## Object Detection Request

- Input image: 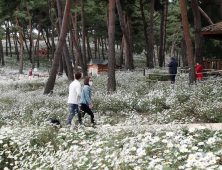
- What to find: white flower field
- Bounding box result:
[0,45,222,169]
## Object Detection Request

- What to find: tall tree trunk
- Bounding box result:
[86,30,92,61]
[25,2,35,68]
[158,2,164,67]
[119,36,124,67]
[44,0,72,94]
[6,22,12,58]
[81,3,87,66]
[139,0,149,67]
[22,24,31,61]
[0,38,4,65]
[101,37,105,60]
[75,0,79,72]
[94,25,97,59]
[116,0,133,70]
[147,0,155,68]
[98,38,100,59]
[191,0,203,66]
[13,29,19,60]
[37,11,41,68]
[68,23,87,77]
[5,23,8,56]
[179,0,196,84]
[69,29,75,64]
[198,6,213,25]
[106,5,109,32]
[108,0,116,92]
[105,37,108,51]
[220,0,222,21]
[162,0,168,67]
[57,0,73,81]
[15,7,24,74]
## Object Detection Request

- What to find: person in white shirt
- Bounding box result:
[66,72,82,126]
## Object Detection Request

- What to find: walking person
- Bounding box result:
[79,77,96,127]
[66,72,82,127]
[196,61,203,80]
[168,57,178,84]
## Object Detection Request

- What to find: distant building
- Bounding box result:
[88,59,120,75]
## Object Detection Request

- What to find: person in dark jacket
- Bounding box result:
[168,57,178,84]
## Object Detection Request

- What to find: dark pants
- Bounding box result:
[66,104,81,126]
[170,74,176,84]
[80,104,95,124]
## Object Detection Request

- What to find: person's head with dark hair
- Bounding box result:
[84,77,93,86]
[75,72,82,80]
[171,57,175,61]
[196,61,201,65]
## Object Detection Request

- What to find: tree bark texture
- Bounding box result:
[108,0,116,92]
[191,0,203,66]
[147,0,155,68]
[221,0,222,21]
[198,6,213,25]
[116,0,133,70]
[181,33,188,67]
[86,30,92,60]
[139,0,150,68]
[15,7,24,74]
[69,22,87,77]
[57,0,73,81]
[81,3,87,66]
[179,0,196,84]
[44,0,72,94]
[22,24,31,61]
[0,38,4,65]
[13,29,19,61]
[26,2,35,68]
[37,12,41,68]
[75,0,79,72]
[6,22,12,58]
[158,3,164,68]
[162,0,168,67]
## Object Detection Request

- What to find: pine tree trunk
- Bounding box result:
[37,12,41,68]
[179,0,196,84]
[221,0,222,21]
[81,3,87,66]
[101,37,105,60]
[25,2,35,68]
[44,0,72,94]
[158,2,164,67]
[116,0,133,70]
[119,36,124,67]
[13,29,19,61]
[198,6,213,25]
[6,22,12,58]
[147,0,155,68]
[75,0,79,72]
[162,0,168,67]
[22,24,31,61]
[15,7,24,74]
[191,0,203,66]
[94,25,97,59]
[108,0,116,92]
[105,37,108,51]
[98,38,100,59]
[86,30,92,61]
[57,0,73,81]
[139,0,149,67]
[5,23,8,56]
[0,37,4,65]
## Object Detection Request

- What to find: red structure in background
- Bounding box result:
[38,49,47,56]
